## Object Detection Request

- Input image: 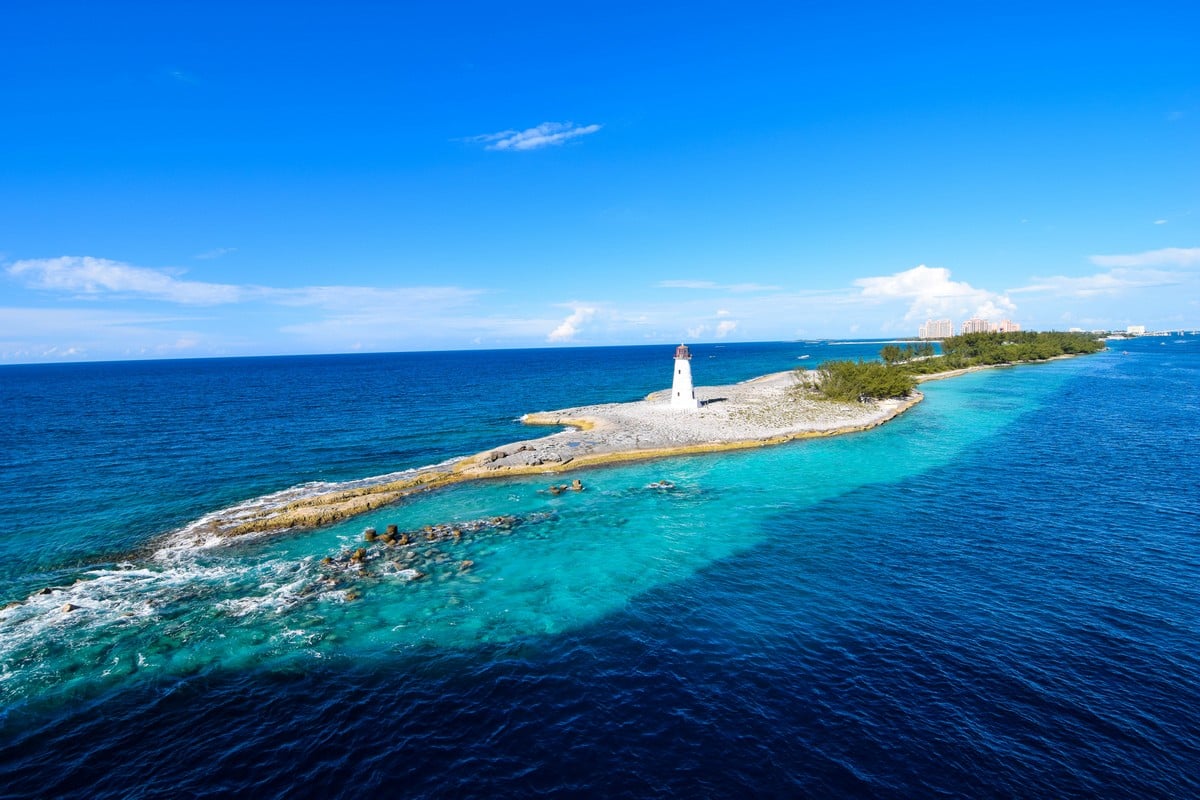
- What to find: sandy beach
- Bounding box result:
[198,370,921,538]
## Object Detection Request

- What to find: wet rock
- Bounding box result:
[460,560,474,571]
[320,556,333,566]
[36,587,54,596]
[344,590,361,602]
[386,524,399,536]
[350,548,367,563]
[364,528,377,542]
[61,603,79,613]
[570,479,583,491]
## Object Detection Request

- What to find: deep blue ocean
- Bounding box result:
[1,337,1198,798]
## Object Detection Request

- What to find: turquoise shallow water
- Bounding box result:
[2,338,1198,797]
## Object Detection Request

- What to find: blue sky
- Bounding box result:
[2,1,1198,362]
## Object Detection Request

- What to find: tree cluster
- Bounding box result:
[900,330,1105,374]
[880,342,936,365]
[809,359,916,402]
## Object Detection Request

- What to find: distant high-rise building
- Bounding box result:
[1126,325,1146,335]
[961,317,990,334]
[919,319,953,339]
[991,319,1021,333]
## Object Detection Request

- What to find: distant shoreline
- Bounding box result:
[177,354,1086,542]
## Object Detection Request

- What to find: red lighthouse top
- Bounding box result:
[674,344,692,360]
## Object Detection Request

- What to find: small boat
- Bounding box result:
[797,354,810,360]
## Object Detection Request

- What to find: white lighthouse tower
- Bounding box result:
[670,344,700,409]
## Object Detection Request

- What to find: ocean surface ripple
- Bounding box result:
[2,339,1198,798]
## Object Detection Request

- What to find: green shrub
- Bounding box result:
[812,360,916,401]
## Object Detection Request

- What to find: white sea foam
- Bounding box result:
[151,458,465,558]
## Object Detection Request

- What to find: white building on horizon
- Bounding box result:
[961,317,990,334]
[991,319,1021,333]
[670,344,700,409]
[919,319,953,339]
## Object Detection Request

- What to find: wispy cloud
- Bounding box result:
[656,280,781,292]
[9,256,243,305]
[548,305,598,342]
[1011,268,1183,297]
[1089,247,1200,269]
[6,257,485,313]
[853,264,1014,321]
[466,122,602,152]
[194,247,237,260]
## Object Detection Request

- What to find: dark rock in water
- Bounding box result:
[571,479,583,491]
[61,603,79,613]
[386,524,399,536]
[460,560,474,571]
[320,556,333,566]
[344,590,361,602]
[350,548,367,563]
[36,587,54,596]
[364,529,377,542]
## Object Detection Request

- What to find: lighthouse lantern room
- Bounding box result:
[670,344,701,409]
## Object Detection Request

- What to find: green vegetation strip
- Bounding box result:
[805,331,1106,402]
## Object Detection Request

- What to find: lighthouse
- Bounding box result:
[670,344,700,409]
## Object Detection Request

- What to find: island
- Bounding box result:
[179,332,1103,542]
[183,370,918,540]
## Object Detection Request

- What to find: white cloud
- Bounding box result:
[0,306,214,362]
[1010,248,1200,300]
[656,280,780,292]
[7,256,485,313]
[548,306,597,342]
[715,320,738,338]
[1154,220,1168,225]
[716,309,730,317]
[271,285,482,310]
[1010,268,1182,297]
[468,122,601,152]
[195,247,237,260]
[853,264,1015,321]
[1089,247,1200,268]
[9,256,243,305]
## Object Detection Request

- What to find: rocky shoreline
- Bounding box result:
[180,370,921,541]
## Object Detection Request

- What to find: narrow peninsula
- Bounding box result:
[177,333,1103,543]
